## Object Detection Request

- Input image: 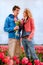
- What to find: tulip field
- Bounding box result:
[0,45,43,65]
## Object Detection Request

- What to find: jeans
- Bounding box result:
[22,38,38,60]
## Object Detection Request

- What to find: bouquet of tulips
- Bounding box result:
[14,18,21,37]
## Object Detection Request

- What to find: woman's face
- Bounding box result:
[23,12,27,18]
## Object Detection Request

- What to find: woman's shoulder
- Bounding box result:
[28,17,33,20]
[28,17,34,23]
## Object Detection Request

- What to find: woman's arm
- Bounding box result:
[29,18,35,38]
[28,18,35,40]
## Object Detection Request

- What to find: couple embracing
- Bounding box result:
[4,5,40,65]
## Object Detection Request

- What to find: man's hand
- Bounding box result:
[14,26,19,30]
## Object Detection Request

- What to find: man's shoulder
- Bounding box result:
[6,14,14,21]
[7,14,14,18]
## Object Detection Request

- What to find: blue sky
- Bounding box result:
[0,0,43,44]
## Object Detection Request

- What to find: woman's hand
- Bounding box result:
[14,26,19,30]
[27,37,32,41]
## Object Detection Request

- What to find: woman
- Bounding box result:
[20,9,41,65]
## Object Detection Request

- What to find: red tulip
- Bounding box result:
[8,59,14,65]
[28,62,32,65]
[0,52,5,60]
[40,62,43,65]
[16,59,20,64]
[2,56,10,64]
[22,57,29,64]
[34,60,40,65]
[13,56,18,61]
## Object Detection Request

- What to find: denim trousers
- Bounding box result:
[22,38,38,60]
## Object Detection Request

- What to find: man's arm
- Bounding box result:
[4,17,15,32]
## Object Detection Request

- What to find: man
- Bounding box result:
[4,5,20,59]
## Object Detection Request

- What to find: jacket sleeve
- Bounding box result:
[4,17,14,32]
[29,18,35,39]
[19,24,23,32]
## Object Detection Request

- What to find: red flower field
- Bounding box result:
[0,45,43,65]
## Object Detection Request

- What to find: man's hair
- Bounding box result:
[12,5,20,11]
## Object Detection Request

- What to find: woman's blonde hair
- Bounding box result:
[24,8,32,18]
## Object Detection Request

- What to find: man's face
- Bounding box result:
[13,8,20,17]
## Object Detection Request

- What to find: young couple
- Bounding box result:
[4,5,41,65]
